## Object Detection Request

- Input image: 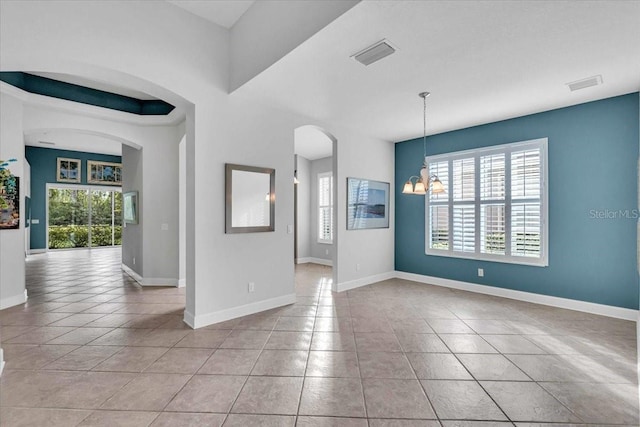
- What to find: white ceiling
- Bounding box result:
[235,0,640,143]
[17,1,640,157]
[166,0,255,29]
[25,130,122,156]
[295,126,333,160]
[30,72,158,100]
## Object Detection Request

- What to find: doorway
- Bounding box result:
[47,184,122,250]
[293,125,337,291]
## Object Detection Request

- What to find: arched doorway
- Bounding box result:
[294,125,338,292]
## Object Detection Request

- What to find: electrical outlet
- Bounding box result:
[325,249,329,255]
[248,282,255,293]
[287,225,293,234]
[478,268,484,277]
[161,223,169,231]
[133,257,136,265]
[356,263,361,271]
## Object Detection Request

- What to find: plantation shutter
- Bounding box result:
[318,172,333,243]
[511,148,542,257]
[425,138,547,266]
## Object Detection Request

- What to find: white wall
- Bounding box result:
[122,144,143,277]
[179,135,186,287]
[138,126,181,284]
[19,104,182,284]
[229,0,359,91]
[310,156,333,262]
[0,92,26,310]
[334,130,395,291]
[0,0,396,328]
[295,155,311,261]
[24,160,30,255]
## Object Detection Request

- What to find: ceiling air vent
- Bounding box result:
[566,75,603,92]
[352,39,396,66]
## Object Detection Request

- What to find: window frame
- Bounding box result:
[317,171,334,244]
[424,138,548,267]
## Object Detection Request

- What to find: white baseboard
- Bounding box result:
[336,271,396,293]
[395,271,638,322]
[141,278,179,286]
[0,289,28,310]
[122,263,143,284]
[121,263,178,287]
[183,310,195,329]
[296,257,332,266]
[178,278,186,288]
[0,348,4,376]
[186,293,296,329]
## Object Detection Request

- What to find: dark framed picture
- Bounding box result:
[56,157,81,183]
[347,177,390,230]
[0,176,20,230]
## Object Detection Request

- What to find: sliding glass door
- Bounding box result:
[48,186,122,249]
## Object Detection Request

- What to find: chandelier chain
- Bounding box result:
[423,94,427,160]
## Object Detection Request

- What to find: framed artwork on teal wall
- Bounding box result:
[88,160,122,185]
[56,157,81,183]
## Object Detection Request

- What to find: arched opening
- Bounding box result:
[2,63,197,329]
[294,125,339,292]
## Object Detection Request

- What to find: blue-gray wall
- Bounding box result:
[25,146,122,250]
[395,93,639,310]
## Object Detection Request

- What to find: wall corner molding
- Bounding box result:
[189,293,296,329]
[296,257,333,267]
[336,271,396,293]
[0,290,28,310]
[121,263,179,287]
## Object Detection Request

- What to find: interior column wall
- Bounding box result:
[0,92,26,310]
[295,154,311,261]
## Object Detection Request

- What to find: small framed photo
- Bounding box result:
[56,158,81,183]
[123,191,138,224]
[347,177,390,230]
[87,160,122,185]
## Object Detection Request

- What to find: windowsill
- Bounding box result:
[425,248,548,267]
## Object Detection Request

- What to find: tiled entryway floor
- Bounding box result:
[0,249,638,426]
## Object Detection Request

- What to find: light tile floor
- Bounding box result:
[0,248,638,426]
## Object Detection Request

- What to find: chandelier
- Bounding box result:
[402,92,445,195]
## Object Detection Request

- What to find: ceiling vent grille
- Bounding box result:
[352,39,396,66]
[566,75,603,92]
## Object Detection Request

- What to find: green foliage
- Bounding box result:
[48,188,123,249]
[48,225,122,249]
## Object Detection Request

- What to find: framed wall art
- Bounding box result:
[347,177,390,230]
[56,157,81,183]
[87,160,122,185]
[123,191,138,224]
[0,176,20,230]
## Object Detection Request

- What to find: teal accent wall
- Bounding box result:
[25,147,122,250]
[0,72,174,115]
[395,93,640,310]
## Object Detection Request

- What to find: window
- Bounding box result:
[318,171,333,243]
[426,138,548,266]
